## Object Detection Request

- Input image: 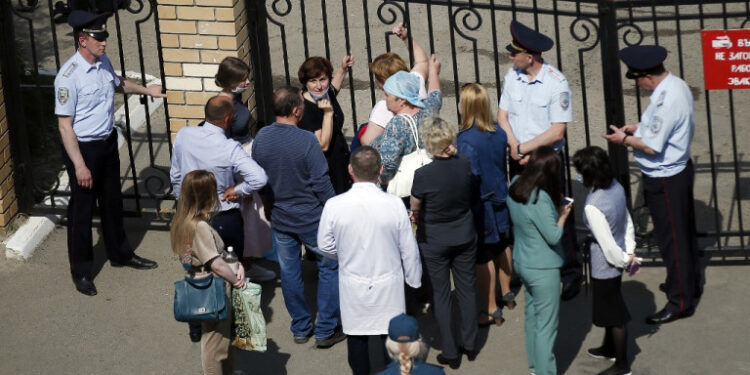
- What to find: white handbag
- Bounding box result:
[386,114,432,198]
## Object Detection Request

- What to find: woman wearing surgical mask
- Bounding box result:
[297,55,355,194]
[215,57,253,143]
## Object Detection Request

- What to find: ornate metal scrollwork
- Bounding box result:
[377,0,405,27]
[127,0,145,15]
[570,16,600,52]
[451,6,482,42]
[617,22,644,47]
[267,0,292,26]
[141,166,173,200]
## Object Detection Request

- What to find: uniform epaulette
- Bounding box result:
[63,62,77,78]
[547,68,565,82]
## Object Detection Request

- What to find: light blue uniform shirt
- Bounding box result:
[170,122,268,212]
[634,73,694,177]
[54,51,120,142]
[498,63,573,151]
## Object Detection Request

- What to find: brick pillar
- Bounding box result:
[157,0,251,139]
[0,72,19,229]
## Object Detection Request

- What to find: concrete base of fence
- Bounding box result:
[3,72,163,261]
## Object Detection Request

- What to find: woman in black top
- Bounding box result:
[297,55,354,194]
[410,116,478,370]
[215,57,253,142]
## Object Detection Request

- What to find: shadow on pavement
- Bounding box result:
[556,289,593,373]
[234,339,291,374]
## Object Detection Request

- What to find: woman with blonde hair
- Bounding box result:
[456,83,515,327]
[411,116,478,369]
[377,314,445,375]
[171,170,246,375]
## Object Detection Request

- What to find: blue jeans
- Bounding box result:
[272,227,340,339]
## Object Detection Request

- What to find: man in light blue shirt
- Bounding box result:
[55,10,164,296]
[497,20,581,300]
[605,45,700,325]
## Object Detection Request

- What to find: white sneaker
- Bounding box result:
[247,263,276,282]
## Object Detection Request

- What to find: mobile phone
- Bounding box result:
[627,257,643,276]
[563,197,574,206]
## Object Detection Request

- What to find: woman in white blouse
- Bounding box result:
[573,146,639,375]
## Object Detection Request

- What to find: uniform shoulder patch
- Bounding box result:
[656,91,666,106]
[57,87,69,104]
[63,62,77,78]
[560,92,570,110]
[547,68,565,82]
[650,116,663,134]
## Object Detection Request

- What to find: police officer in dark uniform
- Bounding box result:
[498,20,583,300]
[604,45,701,324]
[54,10,164,296]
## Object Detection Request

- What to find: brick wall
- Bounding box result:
[157,0,252,139]
[0,72,19,228]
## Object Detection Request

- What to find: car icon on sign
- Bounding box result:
[712,35,733,49]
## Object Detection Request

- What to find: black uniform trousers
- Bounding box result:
[420,237,478,359]
[509,152,582,283]
[347,334,389,375]
[63,131,133,279]
[642,161,701,314]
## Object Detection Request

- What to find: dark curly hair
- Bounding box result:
[572,146,615,191]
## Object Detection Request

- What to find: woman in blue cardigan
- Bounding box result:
[507,147,572,375]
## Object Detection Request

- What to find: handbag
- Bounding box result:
[173,273,229,322]
[387,114,432,197]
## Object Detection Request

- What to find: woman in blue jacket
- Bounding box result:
[507,147,572,375]
[456,83,515,327]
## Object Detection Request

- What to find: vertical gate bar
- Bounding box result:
[112,10,142,214]
[46,0,60,69]
[598,0,632,207]
[511,0,517,21]
[697,2,722,250]
[575,4,592,147]
[489,0,501,105]
[153,0,173,156]
[650,0,658,45]
[362,0,375,106]
[405,1,414,67]
[552,0,562,71]
[248,0,275,126]
[426,0,435,54]
[673,0,684,78]
[340,0,357,134]
[321,0,331,61]
[135,13,156,167]
[300,0,309,59]
[469,0,479,84]
[447,0,461,112]
[532,0,539,29]
[722,7,746,250]
[0,0,34,210]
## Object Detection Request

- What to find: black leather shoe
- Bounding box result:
[645,307,692,324]
[315,330,346,348]
[437,353,461,369]
[659,283,667,293]
[460,347,479,361]
[111,254,158,270]
[561,279,581,301]
[73,276,97,296]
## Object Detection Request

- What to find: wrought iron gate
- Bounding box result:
[247,0,750,257]
[0,0,173,225]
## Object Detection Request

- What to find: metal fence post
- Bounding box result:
[597,0,632,206]
[247,0,275,129]
[0,0,34,211]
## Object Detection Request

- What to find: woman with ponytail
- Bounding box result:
[377,314,444,375]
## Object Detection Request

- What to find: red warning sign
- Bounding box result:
[702,29,750,90]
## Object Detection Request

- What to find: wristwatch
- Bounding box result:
[517,143,525,158]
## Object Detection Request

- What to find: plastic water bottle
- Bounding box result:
[223,246,239,273]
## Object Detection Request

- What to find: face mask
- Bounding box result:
[232,86,248,94]
[575,174,584,184]
[308,90,329,102]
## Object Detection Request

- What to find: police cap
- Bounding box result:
[68,10,111,40]
[619,45,667,79]
[506,20,554,55]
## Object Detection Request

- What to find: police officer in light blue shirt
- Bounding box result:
[55,10,165,296]
[497,20,582,300]
[604,45,701,325]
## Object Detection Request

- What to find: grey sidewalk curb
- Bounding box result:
[3,72,164,260]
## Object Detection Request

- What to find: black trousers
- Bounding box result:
[63,131,133,279]
[643,161,701,314]
[509,152,582,283]
[347,334,389,375]
[210,208,244,254]
[420,238,478,359]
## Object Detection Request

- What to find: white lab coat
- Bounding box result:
[318,182,422,335]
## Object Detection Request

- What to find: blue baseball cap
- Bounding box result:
[619,45,668,79]
[383,71,424,108]
[506,20,553,55]
[388,313,420,343]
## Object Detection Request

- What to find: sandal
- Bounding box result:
[502,292,517,310]
[478,309,504,327]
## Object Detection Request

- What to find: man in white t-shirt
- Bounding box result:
[361,23,429,146]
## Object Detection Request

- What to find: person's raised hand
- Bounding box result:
[145,84,166,98]
[392,23,408,40]
[317,98,333,113]
[429,54,441,75]
[341,54,355,70]
[602,124,628,144]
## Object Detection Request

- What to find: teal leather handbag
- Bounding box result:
[173,274,229,322]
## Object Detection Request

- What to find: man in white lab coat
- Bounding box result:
[318,146,423,375]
